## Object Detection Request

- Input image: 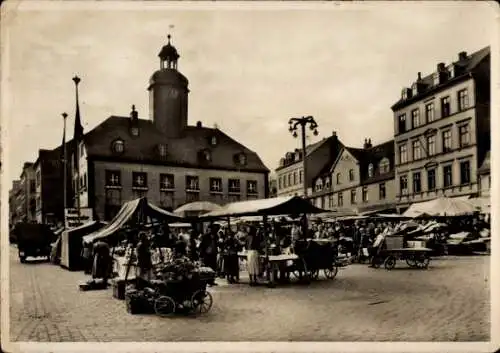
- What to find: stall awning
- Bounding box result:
[83,198,184,244]
[402,196,477,218]
[199,196,326,219]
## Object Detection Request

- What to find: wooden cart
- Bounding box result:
[372,234,432,270]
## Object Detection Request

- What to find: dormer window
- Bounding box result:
[210,136,218,146]
[237,153,247,166]
[433,72,440,86]
[401,89,407,100]
[158,144,167,157]
[412,83,418,96]
[112,139,124,154]
[368,163,374,178]
[131,127,139,137]
[203,150,211,162]
[315,179,323,192]
[324,178,331,188]
[379,158,390,174]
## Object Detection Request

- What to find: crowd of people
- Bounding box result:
[81,212,490,287]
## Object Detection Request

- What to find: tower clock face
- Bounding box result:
[166,87,179,99]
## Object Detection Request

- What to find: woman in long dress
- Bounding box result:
[246,226,261,286]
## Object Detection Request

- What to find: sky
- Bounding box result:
[1,1,496,184]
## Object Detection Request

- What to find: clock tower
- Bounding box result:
[148,35,189,138]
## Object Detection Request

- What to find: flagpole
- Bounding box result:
[73,75,82,223]
[62,112,68,229]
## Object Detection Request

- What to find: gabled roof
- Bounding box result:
[478,151,490,174]
[82,116,269,173]
[392,46,490,110]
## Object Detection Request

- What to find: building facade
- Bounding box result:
[17,162,36,222]
[275,132,342,197]
[71,36,269,221]
[391,47,490,211]
[8,180,22,226]
[477,151,490,197]
[310,138,396,213]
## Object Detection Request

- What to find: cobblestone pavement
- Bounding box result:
[8,245,490,342]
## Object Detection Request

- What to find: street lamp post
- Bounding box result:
[288,116,319,198]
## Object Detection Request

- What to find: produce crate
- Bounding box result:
[125,290,155,315]
[385,235,404,250]
[112,278,128,300]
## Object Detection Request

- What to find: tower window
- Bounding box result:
[112,139,124,154]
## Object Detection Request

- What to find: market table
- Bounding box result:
[237,251,299,286]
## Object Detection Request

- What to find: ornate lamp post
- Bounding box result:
[288,116,319,198]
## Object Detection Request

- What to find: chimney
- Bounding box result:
[417,72,422,81]
[329,130,339,163]
[437,62,446,72]
[196,121,202,128]
[130,105,138,120]
[458,51,467,61]
[363,138,372,149]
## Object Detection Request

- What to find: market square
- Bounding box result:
[2,2,496,351]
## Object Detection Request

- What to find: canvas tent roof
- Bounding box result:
[199,196,326,219]
[402,196,478,218]
[83,198,183,244]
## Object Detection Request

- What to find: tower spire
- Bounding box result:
[158,34,180,70]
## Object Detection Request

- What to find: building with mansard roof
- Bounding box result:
[391,46,490,212]
[71,35,269,221]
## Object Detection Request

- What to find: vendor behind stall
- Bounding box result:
[136,232,153,282]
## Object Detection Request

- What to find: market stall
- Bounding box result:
[60,221,107,271]
[199,196,330,286]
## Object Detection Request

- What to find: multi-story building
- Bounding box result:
[477,150,490,197]
[8,180,21,226]
[34,145,72,225]
[18,162,36,222]
[70,36,269,221]
[275,131,343,198]
[391,47,490,212]
[310,138,396,213]
[268,177,278,198]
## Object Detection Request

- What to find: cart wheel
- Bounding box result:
[405,257,417,268]
[154,295,176,317]
[191,290,213,314]
[309,269,319,280]
[416,256,430,269]
[384,256,396,270]
[324,266,338,280]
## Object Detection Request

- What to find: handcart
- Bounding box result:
[290,239,347,280]
[371,233,432,270]
[126,269,215,317]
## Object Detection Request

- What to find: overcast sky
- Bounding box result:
[2,2,496,184]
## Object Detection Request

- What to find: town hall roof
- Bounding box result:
[82,116,270,173]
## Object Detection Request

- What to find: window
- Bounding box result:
[349,169,355,181]
[399,143,408,164]
[458,89,469,111]
[413,172,422,193]
[350,189,357,204]
[299,170,303,183]
[328,195,334,209]
[379,158,390,174]
[228,179,241,193]
[80,142,85,157]
[442,130,452,152]
[441,96,451,117]
[368,164,374,178]
[105,170,121,187]
[427,169,436,191]
[278,177,282,190]
[412,140,421,160]
[293,172,297,185]
[460,161,470,185]
[315,179,323,192]
[209,177,222,193]
[425,103,435,123]
[336,173,341,184]
[379,183,386,200]
[458,124,470,148]
[186,176,200,191]
[238,154,247,166]
[112,139,124,154]
[362,187,368,202]
[337,192,343,207]
[400,175,408,195]
[411,109,420,129]
[158,144,167,157]
[398,114,407,134]
[131,127,139,136]
[30,180,36,193]
[132,172,147,189]
[36,170,41,187]
[443,165,453,188]
[160,173,174,190]
[202,150,211,162]
[160,191,174,210]
[247,180,258,195]
[426,135,436,156]
[325,178,331,189]
[210,136,218,146]
[288,174,291,186]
